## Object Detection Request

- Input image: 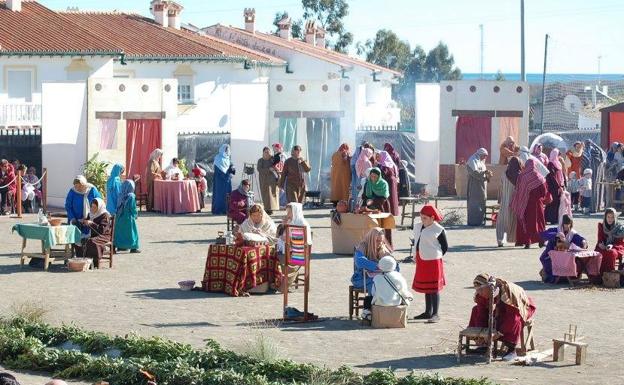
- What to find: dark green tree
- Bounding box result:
[301,0,352,53]
[272,12,303,39]
[356,29,412,71]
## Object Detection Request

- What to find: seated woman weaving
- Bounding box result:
[468,273,536,361]
[351,227,398,320]
[237,204,278,244]
[539,215,588,283]
[74,198,112,268]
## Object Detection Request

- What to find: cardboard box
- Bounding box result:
[331,213,396,255]
[371,305,407,328]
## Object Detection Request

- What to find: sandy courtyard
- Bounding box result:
[1,200,623,385]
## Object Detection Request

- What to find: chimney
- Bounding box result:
[276,13,292,40]
[167,3,183,30]
[244,8,256,33]
[304,20,316,45]
[151,1,169,28]
[315,26,326,48]
[7,0,22,12]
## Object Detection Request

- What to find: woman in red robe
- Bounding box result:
[469,273,536,361]
[511,159,552,248]
[566,141,584,177]
[595,207,624,278]
[376,151,400,216]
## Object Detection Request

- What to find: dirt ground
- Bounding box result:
[1,200,623,385]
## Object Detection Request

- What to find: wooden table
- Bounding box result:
[12,223,81,270]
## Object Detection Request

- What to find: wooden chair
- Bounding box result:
[98,216,115,269]
[348,247,367,320]
[282,225,312,321]
[133,175,148,212]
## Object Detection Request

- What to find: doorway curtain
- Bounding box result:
[455,116,492,164]
[609,112,624,146]
[126,119,162,184]
[278,118,297,152]
[306,118,340,197]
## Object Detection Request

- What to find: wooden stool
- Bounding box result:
[485,204,500,226]
[457,327,502,363]
[553,339,587,365]
[399,197,418,229]
[348,285,366,320]
[519,319,536,355]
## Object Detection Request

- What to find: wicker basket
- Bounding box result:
[68,258,91,272]
[48,218,63,227]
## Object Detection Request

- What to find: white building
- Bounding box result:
[202,9,402,195]
[0,0,285,206]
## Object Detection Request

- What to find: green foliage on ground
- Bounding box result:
[0,318,496,385]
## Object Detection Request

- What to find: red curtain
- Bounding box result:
[609,112,624,146]
[455,116,492,164]
[126,119,162,184]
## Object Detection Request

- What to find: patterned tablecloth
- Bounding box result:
[201,244,283,297]
[11,223,81,249]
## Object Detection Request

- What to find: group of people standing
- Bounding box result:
[0,159,42,215]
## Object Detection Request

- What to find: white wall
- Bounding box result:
[41,82,88,207]
[439,80,529,165]
[414,83,441,195]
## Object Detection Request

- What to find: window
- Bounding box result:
[7,70,33,102]
[176,75,193,104]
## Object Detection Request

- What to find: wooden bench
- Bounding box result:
[553,339,587,365]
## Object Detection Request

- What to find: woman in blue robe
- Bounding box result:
[113,180,140,253]
[106,164,124,215]
[211,144,235,215]
[539,214,587,283]
[65,175,102,236]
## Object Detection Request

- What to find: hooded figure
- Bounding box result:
[114,180,140,252]
[145,148,163,211]
[106,164,124,215]
[372,256,412,306]
[212,144,236,215]
[466,148,490,226]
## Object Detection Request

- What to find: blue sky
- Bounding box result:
[40,0,624,74]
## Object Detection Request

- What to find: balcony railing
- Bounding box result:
[0,103,42,127]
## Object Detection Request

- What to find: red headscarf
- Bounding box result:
[383,143,401,166]
[420,204,443,221]
[272,143,283,152]
[511,159,546,219]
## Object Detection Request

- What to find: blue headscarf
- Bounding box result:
[106,164,124,214]
[214,144,231,174]
[117,179,135,213]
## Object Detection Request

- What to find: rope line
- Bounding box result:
[19,170,47,186]
[0,175,17,190]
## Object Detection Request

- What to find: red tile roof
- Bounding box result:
[0,0,120,54]
[212,24,402,77]
[60,11,284,64]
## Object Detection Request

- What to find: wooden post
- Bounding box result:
[42,168,48,214]
[15,168,22,218]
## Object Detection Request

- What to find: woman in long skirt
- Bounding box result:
[466,148,491,226]
[497,157,521,246]
[257,147,279,214]
[376,150,400,216]
[145,149,163,212]
[544,149,565,224]
[512,159,551,248]
[114,180,140,253]
[211,144,235,215]
[330,143,351,206]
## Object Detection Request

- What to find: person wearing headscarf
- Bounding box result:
[229,179,253,224]
[376,151,400,216]
[163,158,183,180]
[361,168,390,211]
[605,142,622,208]
[566,141,584,177]
[351,227,395,320]
[192,164,208,210]
[499,136,516,165]
[383,143,401,168]
[65,175,102,236]
[511,159,551,248]
[106,164,124,215]
[272,143,287,208]
[496,156,522,247]
[212,144,236,215]
[351,142,371,201]
[257,147,279,214]
[544,148,567,224]
[518,146,549,177]
[372,256,413,307]
[0,159,16,215]
[398,160,411,198]
[532,143,549,166]
[145,148,163,212]
[74,197,112,268]
[469,273,536,361]
[411,205,447,323]
[278,145,311,204]
[581,139,607,213]
[595,208,624,279]
[113,180,140,253]
[355,148,374,201]
[238,203,278,244]
[330,143,352,206]
[539,214,587,283]
[21,166,41,213]
[466,148,492,226]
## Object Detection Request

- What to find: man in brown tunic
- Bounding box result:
[278,145,311,203]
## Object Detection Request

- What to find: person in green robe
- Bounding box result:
[113,180,140,253]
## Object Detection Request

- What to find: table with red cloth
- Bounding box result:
[201,244,283,297]
[153,179,200,214]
